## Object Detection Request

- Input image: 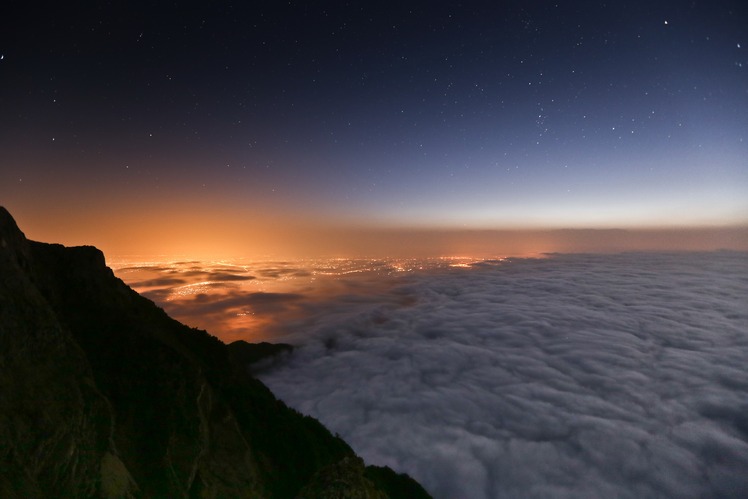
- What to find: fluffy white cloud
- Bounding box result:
[258,252,748,498]
[112,253,748,497]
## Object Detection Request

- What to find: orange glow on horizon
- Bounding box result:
[5,199,748,262]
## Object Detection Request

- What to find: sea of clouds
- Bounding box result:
[255,252,748,498]
[111,252,748,497]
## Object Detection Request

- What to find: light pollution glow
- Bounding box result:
[111,257,480,343]
[5,196,747,261]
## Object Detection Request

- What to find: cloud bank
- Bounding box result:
[111,258,414,342]
[257,252,748,498]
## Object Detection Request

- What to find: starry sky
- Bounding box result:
[1,1,747,257]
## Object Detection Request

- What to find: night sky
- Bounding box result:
[2,1,746,257]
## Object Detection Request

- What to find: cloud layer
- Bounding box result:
[257,252,748,498]
[111,258,418,342]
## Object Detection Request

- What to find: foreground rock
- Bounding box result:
[228,340,294,374]
[0,207,430,498]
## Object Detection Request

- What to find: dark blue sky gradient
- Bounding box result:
[1,1,746,254]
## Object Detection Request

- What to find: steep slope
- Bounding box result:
[0,207,430,498]
[0,211,123,497]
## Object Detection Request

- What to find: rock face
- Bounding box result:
[227,341,295,375]
[297,457,387,499]
[0,207,431,499]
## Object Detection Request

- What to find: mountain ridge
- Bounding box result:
[0,206,431,498]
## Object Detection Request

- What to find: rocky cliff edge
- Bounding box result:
[0,207,431,499]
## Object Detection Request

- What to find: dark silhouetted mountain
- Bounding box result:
[228,340,294,375]
[0,207,431,499]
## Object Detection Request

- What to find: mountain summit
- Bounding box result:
[0,207,430,498]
